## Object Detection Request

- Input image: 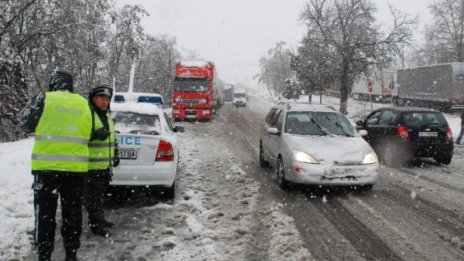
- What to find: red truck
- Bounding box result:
[172,61,221,120]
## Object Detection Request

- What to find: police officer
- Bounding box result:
[20,71,92,261]
[84,84,119,237]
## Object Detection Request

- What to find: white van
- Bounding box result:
[233,91,247,107]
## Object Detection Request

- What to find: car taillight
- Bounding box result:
[397,125,409,139]
[446,127,453,140]
[155,140,174,161]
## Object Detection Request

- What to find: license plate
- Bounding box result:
[324,167,354,178]
[418,132,438,137]
[119,149,137,159]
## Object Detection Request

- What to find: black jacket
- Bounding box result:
[20,92,45,134]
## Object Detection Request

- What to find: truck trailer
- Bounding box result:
[351,70,395,103]
[171,61,219,120]
[394,63,464,110]
[224,84,234,102]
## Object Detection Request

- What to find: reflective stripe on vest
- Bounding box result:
[88,111,115,170]
[32,154,89,162]
[35,135,89,144]
[88,142,116,148]
[32,91,92,172]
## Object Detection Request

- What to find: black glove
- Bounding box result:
[91,128,110,141]
[113,147,120,167]
[113,155,120,167]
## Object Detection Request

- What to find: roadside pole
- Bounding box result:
[368,81,373,110]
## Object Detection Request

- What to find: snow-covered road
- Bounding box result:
[3,94,464,260]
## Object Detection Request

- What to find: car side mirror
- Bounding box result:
[266,127,280,135]
[174,126,185,133]
[356,120,364,127]
[358,129,368,136]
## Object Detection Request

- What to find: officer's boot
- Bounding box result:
[38,252,51,261]
[64,249,78,261]
[101,219,114,228]
[90,223,111,237]
[37,245,52,261]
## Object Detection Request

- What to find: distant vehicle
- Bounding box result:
[351,70,395,103]
[356,106,453,166]
[224,84,234,102]
[260,102,379,190]
[171,61,221,121]
[394,62,464,110]
[233,90,247,107]
[113,92,164,105]
[110,103,184,199]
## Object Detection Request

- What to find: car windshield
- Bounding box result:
[112,111,161,135]
[401,112,447,128]
[234,93,246,98]
[174,77,208,92]
[286,111,356,137]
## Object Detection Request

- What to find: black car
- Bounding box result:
[356,106,454,166]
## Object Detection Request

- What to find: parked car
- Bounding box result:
[110,103,184,198]
[356,106,453,166]
[259,102,379,190]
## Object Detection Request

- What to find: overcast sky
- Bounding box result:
[117,0,436,87]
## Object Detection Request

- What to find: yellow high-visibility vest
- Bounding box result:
[88,111,115,170]
[32,91,92,172]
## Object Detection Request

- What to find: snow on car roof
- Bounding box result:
[280,102,337,112]
[111,102,162,115]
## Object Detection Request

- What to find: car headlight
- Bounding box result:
[361,153,378,164]
[293,150,319,164]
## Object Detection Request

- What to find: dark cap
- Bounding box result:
[49,71,74,92]
[89,84,113,99]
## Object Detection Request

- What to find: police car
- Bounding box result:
[112,92,164,105]
[110,103,184,198]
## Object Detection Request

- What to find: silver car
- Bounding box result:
[259,102,379,190]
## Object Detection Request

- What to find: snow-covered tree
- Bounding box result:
[412,0,464,65]
[293,35,336,102]
[132,35,180,103]
[299,0,415,113]
[107,4,148,90]
[0,1,181,141]
[0,0,37,141]
[257,42,294,96]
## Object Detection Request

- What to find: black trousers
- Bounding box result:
[83,169,111,227]
[32,173,84,259]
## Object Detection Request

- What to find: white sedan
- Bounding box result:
[110,103,184,198]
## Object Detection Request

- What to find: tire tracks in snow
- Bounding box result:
[395,166,464,194]
[221,103,314,260]
[225,102,401,260]
[348,186,464,259]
